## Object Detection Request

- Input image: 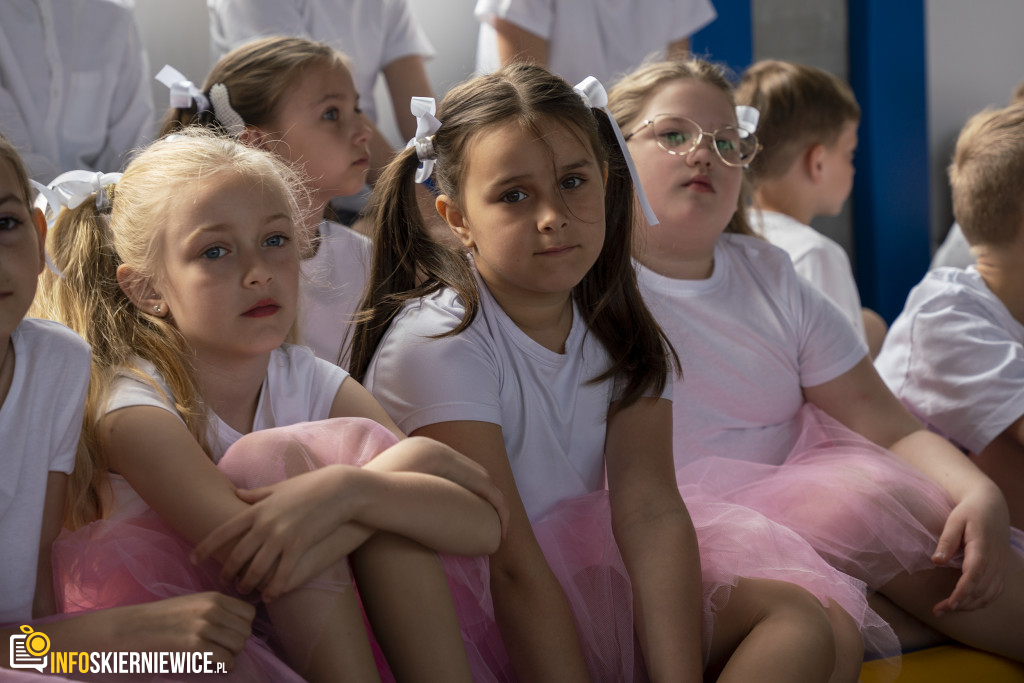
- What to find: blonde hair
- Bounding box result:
[159,36,349,137]
[34,129,311,527]
[607,58,755,237]
[949,102,1024,247]
[735,60,860,183]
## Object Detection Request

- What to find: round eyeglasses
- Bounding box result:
[625,114,760,168]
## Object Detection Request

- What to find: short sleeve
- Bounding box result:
[793,273,868,388]
[474,0,555,41]
[899,305,1024,454]
[367,302,504,434]
[380,0,435,65]
[672,0,717,40]
[790,242,866,339]
[104,363,185,423]
[49,333,91,475]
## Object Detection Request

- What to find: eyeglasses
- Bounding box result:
[625,114,760,167]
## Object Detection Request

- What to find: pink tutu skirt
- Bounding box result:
[52,417,408,682]
[442,487,899,681]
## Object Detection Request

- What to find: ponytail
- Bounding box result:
[348,147,478,382]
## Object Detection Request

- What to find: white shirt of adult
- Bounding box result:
[364,275,668,520]
[0,0,154,182]
[299,220,373,368]
[103,344,347,518]
[875,266,1024,455]
[0,319,91,623]
[749,208,867,342]
[474,0,717,86]
[636,233,867,469]
[207,0,434,126]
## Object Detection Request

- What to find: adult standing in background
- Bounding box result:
[208,0,435,183]
[0,0,154,182]
[474,0,717,86]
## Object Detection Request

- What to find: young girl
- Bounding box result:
[0,133,261,677]
[160,36,374,367]
[33,128,505,682]
[350,62,898,682]
[609,57,1024,660]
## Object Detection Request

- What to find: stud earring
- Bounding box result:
[154,304,161,314]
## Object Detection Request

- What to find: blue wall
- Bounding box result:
[691,0,753,78]
[848,1,931,321]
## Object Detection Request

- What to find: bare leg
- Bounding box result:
[267,581,381,683]
[706,578,854,683]
[867,592,949,652]
[351,532,473,682]
[878,550,1024,660]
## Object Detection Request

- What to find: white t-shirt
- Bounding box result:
[0,0,154,182]
[637,234,867,469]
[875,267,1024,455]
[106,345,347,462]
[207,0,434,126]
[364,279,668,519]
[299,220,373,367]
[749,208,867,342]
[929,222,974,271]
[0,319,90,623]
[474,0,716,86]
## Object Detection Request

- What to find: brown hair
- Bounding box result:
[949,102,1024,246]
[734,60,860,183]
[33,128,310,527]
[350,63,676,410]
[607,58,756,237]
[158,36,348,137]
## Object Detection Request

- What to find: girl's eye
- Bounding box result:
[660,130,692,148]
[716,139,736,152]
[560,175,585,190]
[500,189,526,204]
[202,246,227,260]
[322,107,339,121]
[0,215,23,231]
[264,234,289,248]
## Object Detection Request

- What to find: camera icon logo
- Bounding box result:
[9,625,50,672]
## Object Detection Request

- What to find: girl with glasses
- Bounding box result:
[611,57,1024,667]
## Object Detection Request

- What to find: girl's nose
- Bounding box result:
[354,115,372,145]
[685,136,716,167]
[539,198,569,232]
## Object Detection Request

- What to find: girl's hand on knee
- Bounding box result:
[931,483,1010,615]
[116,592,255,672]
[190,466,366,595]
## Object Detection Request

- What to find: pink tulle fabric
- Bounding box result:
[51,417,408,682]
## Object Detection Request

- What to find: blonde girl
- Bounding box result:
[34,129,504,682]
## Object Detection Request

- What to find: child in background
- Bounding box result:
[351,62,896,682]
[736,60,887,357]
[0,133,258,675]
[159,36,373,367]
[33,129,504,682]
[877,102,1024,530]
[612,57,1024,661]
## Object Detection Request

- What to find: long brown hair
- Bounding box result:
[350,63,676,410]
[33,129,309,527]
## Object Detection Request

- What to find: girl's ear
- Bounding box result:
[31,208,47,275]
[435,194,475,249]
[116,264,168,318]
[237,125,269,149]
[805,143,827,183]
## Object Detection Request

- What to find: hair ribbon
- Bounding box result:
[573,77,659,226]
[735,106,760,136]
[405,96,441,183]
[155,65,210,113]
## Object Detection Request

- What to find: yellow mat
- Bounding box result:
[861,645,1024,682]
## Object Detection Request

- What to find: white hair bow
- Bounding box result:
[155,65,210,112]
[405,96,441,184]
[735,106,760,136]
[573,77,659,226]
